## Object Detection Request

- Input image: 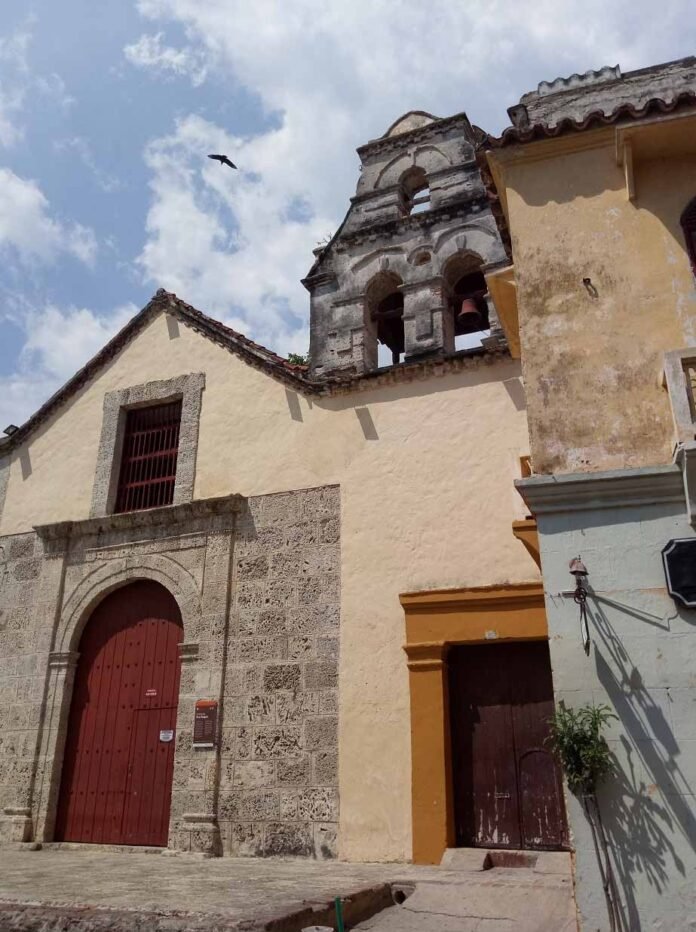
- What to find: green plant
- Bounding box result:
[287,352,308,366]
[547,702,616,795]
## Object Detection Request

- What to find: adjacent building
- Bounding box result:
[486,56,696,930]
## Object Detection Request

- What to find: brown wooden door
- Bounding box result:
[449,641,567,850]
[56,580,183,846]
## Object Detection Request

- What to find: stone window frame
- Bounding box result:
[90,373,205,518]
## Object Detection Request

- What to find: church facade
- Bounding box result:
[0,110,542,863]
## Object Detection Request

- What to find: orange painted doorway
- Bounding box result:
[449,641,568,850]
[56,580,183,846]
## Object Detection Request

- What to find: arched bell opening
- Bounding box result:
[366,272,405,367]
[400,166,431,216]
[443,254,490,350]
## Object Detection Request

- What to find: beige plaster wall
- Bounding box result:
[0,312,534,861]
[503,135,696,474]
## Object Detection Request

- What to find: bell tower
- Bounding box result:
[303,110,508,378]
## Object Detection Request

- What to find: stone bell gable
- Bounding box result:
[303,110,508,378]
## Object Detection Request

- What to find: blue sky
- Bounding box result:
[1,0,694,427]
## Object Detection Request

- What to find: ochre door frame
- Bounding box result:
[401,582,548,865]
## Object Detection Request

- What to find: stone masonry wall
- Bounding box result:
[0,484,340,857]
[0,531,48,843]
[212,485,341,859]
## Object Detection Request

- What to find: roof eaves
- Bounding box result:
[488,91,696,148]
[2,290,316,453]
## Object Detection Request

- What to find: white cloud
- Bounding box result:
[0,167,98,266]
[0,23,32,147]
[129,0,693,356]
[0,303,137,427]
[124,32,208,85]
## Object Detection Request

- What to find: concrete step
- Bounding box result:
[440,847,572,876]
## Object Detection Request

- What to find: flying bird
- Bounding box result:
[208,154,237,169]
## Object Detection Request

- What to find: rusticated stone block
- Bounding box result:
[245,695,275,724]
[318,691,338,714]
[238,637,287,663]
[304,660,338,690]
[221,789,279,821]
[233,761,275,787]
[263,663,301,690]
[13,561,41,581]
[297,787,339,821]
[304,717,337,751]
[227,821,265,856]
[264,578,297,608]
[237,555,269,579]
[276,755,311,786]
[313,750,338,785]
[264,821,313,857]
[270,550,302,576]
[288,636,315,660]
[8,537,34,561]
[253,726,302,759]
[276,690,318,724]
[285,521,320,548]
[237,582,265,608]
[287,604,339,635]
[257,608,287,635]
[279,790,298,819]
[225,665,261,696]
[317,636,339,660]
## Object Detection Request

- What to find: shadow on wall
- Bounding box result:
[587,598,695,932]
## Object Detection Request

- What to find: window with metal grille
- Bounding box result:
[114,401,182,513]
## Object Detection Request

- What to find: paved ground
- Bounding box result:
[0,846,577,931]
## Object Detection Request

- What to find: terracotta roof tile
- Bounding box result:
[487,91,696,148]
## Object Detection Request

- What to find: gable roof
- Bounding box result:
[0,290,311,453]
[0,288,509,455]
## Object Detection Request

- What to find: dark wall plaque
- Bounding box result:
[193,699,218,748]
[662,539,696,607]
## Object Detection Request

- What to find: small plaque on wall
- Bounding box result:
[662,539,696,607]
[193,699,218,748]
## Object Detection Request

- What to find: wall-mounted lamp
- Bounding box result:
[569,556,591,655]
[3,424,18,436]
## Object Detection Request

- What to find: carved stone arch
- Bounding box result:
[434,224,501,267]
[412,144,452,169]
[349,246,405,276]
[58,553,202,653]
[373,152,413,190]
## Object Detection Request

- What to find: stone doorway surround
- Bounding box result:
[400,582,548,864]
[28,494,242,855]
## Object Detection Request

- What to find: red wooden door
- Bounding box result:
[449,641,568,850]
[56,580,183,846]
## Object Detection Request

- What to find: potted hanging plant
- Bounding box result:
[547,703,623,932]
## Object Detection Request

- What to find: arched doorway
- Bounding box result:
[56,580,183,846]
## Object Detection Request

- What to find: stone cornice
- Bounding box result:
[34,494,244,541]
[515,465,683,514]
[357,112,475,159]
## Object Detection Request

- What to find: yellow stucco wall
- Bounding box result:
[0,311,534,861]
[500,131,696,474]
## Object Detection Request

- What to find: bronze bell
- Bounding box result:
[457,297,483,330]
